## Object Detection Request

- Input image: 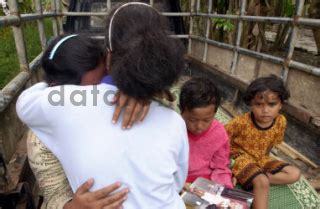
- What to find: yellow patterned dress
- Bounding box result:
[225,112,289,190]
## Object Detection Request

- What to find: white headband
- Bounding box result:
[49,34,78,60]
[108,2,158,51]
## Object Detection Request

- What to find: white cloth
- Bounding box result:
[17,82,189,209]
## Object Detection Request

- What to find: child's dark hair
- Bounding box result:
[244,74,290,105]
[42,34,104,86]
[105,4,185,100]
[180,77,221,113]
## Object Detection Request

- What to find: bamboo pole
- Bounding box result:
[282,0,305,83]
[203,0,212,62]
[231,0,247,74]
[34,0,47,50]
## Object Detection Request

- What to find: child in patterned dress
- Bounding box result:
[225,75,301,209]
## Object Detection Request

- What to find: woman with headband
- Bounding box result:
[17,2,187,209]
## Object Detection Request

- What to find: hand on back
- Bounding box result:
[64,179,129,209]
[112,91,151,129]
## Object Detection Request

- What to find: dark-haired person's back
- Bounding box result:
[17,3,188,209]
[17,83,188,209]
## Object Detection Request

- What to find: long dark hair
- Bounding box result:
[180,77,221,113]
[244,74,290,105]
[105,3,185,100]
[42,34,104,86]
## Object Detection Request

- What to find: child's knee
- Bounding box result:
[288,166,301,182]
[252,174,269,190]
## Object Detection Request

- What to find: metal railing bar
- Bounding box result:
[196,0,200,13]
[19,14,49,22]
[298,18,320,27]
[188,0,196,54]
[161,12,192,16]
[21,13,57,19]
[203,0,212,62]
[55,0,63,34]
[289,60,320,76]
[196,13,238,20]
[190,35,234,51]
[7,0,29,72]
[171,34,189,38]
[282,0,305,83]
[0,16,20,27]
[93,34,189,40]
[190,35,320,77]
[34,0,47,50]
[63,12,192,17]
[51,0,59,36]
[0,53,43,112]
[0,13,57,28]
[196,13,320,27]
[2,12,320,29]
[63,12,106,16]
[107,0,111,11]
[0,71,30,112]
[231,0,246,75]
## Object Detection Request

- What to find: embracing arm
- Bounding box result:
[27,131,73,209]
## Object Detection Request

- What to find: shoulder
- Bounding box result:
[212,120,226,130]
[150,101,185,126]
[210,120,229,139]
[18,82,48,101]
[226,112,250,127]
[16,82,49,118]
[276,114,287,127]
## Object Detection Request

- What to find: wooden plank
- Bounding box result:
[276,143,319,169]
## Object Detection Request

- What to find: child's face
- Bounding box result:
[181,105,216,135]
[250,90,282,127]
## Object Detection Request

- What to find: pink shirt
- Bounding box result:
[187,120,233,188]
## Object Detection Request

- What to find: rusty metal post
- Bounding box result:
[149,0,154,7]
[55,0,63,34]
[230,0,247,74]
[7,0,29,72]
[196,0,200,12]
[203,0,212,62]
[107,0,111,11]
[282,0,305,83]
[34,0,47,50]
[191,34,320,76]
[0,53,42,112]
[188,0,196,54]
[51,0,59,36]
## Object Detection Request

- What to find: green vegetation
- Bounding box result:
[0,19,53,88]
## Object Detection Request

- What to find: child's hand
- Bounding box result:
[232,176,237,186]
[112,91,150,129]
[182,183,192,193]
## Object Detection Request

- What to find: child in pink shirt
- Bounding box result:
[180,77,233,188]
